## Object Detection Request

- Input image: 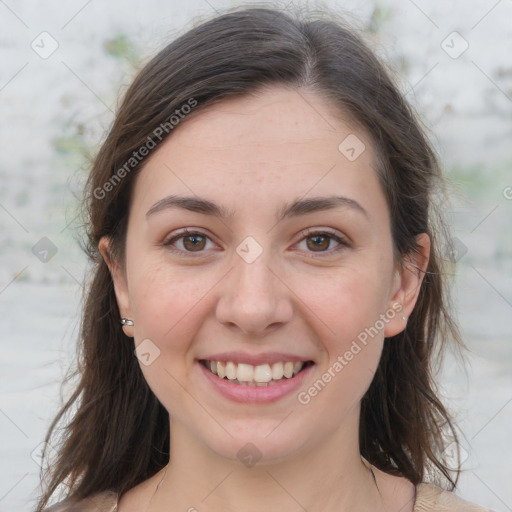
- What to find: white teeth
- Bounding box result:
[217,361,226,379]
[253,364,272,383]
[283,362,294,378]
[237,363,254,382]
[203,359,306,384]
[225,361,237,380]
[272,362,284,379]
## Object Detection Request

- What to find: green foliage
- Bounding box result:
[103,33,139,67]
[368,3,393,34]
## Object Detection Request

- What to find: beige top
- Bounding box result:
[44,483,494,511]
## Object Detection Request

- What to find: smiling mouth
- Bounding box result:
[199,359,314,387]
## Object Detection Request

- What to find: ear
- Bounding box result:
[98,236,134,337]
[384,233,430,337]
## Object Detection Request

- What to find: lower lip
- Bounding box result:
[197,361,314,404]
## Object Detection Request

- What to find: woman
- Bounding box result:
[36,5,494,512]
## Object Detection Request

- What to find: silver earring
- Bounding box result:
[121,318,134,326]
[402,316,407,321]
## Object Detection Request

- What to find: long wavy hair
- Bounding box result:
[36,4,464,510]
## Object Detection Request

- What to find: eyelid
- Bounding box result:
[163,227,350,257]
[294,227,350,257]
[296,227,345,241]
[162,228,218,256]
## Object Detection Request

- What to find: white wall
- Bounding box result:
[0,1,510,510]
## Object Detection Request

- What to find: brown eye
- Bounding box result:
[163,230,213,255]
[306,234,331,252]
[182,234,206,251]
[296,229,349,257]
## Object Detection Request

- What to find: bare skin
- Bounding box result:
[118,463,416,512]
[101,85,428,512]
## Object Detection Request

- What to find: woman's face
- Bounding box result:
[101,86,426,465]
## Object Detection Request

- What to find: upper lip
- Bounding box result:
[198,351,314,366]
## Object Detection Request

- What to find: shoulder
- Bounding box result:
[415,483,494,512]
[42,491,118,512]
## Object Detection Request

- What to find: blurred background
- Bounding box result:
[0,0,511,511]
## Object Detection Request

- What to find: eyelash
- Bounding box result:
[162,228,349,258]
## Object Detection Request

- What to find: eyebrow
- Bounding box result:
[145,194,368,222]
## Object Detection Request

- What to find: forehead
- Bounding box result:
[130,86,386,224]
[158,87,368,163]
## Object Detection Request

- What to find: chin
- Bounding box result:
[200,422,310,466]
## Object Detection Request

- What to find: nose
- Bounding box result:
[215,252,293,337]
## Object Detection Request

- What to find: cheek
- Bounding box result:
[300,263,392,340]
[298,271,386,418]
[295,264,389,401]
[127,265,212,412]
[131,268,201,340]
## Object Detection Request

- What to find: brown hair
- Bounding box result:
[36,4,464,510]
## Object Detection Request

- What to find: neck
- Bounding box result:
[146,412,384,512]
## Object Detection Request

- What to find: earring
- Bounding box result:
[402,316,407,321]
[121,318,134,326]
